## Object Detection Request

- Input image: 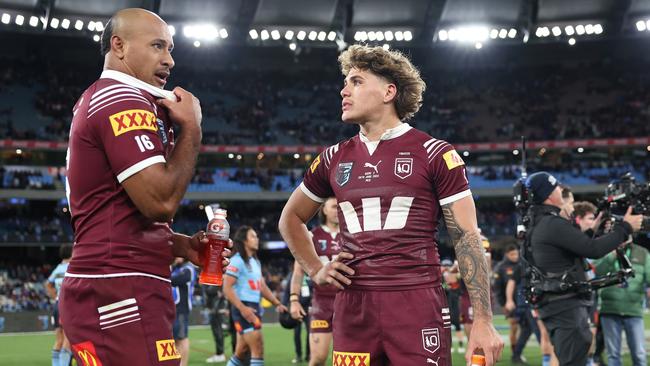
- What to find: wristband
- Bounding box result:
[290,299,300,303]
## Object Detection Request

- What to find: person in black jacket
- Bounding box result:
[526,172,643,366]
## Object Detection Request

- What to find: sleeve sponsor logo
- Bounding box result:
[333,351,370,366]
[156,339,181,361]
[442,150,465,170]
[72,341,103,366]
[309,155,321,173]
[310,319,329,329]
[109,109,158,136]
[226,266,238,273]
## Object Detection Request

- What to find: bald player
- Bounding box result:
[59,8,229,366]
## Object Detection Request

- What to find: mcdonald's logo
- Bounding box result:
[72,341,103,366]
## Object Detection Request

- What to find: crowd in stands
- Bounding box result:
[0,262,52,312]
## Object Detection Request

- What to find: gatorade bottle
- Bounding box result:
[471,354,486,366]
[199,207,229,286]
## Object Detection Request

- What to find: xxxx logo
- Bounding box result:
[333,351,370,366]
[109,109,157,136]
[310,320,329,329]
[72,341,103,366]
[156,339,181,361]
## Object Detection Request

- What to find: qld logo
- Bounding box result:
[335,162,354,187]
[394,158,413,179]
[422,328,440,354]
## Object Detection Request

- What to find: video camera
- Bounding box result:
[598,172,650,233]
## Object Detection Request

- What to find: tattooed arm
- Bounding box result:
[442,195,503,366]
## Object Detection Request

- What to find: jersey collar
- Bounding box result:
[100,69,176,101]
[359,122,412,143]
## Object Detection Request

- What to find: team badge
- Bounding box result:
[422,328,440,354]
[335,162,354,187]
[394,158,413,179]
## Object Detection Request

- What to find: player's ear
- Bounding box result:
[383,83,398,104]
[111,35,125,59]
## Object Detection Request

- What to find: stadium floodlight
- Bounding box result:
[293,153,300,159]
[637,20,647,32]
[87,21,95,31]
[455,26,488,43]
[75,20,83,30]
[95,21,104,32]
[508,28,517,38]
[15,14,24,26]
[1,13,10,25]
[367,31,376,41]
[594,24,603,35]
[577,147,584,153]
[384,31,393,41]
[513,149,519,155]
[328,31,336,41]
[438,29,449,41]
[585,24,594,35]
[61,18,70,29]
[193,40,200,47]
[475,42,482,49]
[29,16,38,27]
[271,29,281,40]
[646,20,650,31]
[448,29,458,41]
[568,37,576,46]
[498,28,507,39]
[93,34,100,42]
[463,151,470,157]
[552,26,561,36]
[285,30,294,40]
[50,17,59,28]
[317,31,326,41]
[404,30,413,41]
[297,30,306,40]
[260,29,270,40]
[535,27,543,37]
[382,43,390,50]
[219,28,228,39]
[564,25,575,35]
[308,31,317,40]
[228,153,234,159]
[249,29,258,39]
[289,42,296,51]
[375,31,384,41]
[489,29,498,39]
[395,31,404,41]
[168,25,175,36]
[183,24,220,41]
[575,24,585,35]
[354,31,362,41]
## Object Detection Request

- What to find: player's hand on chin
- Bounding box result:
[465,319,504,366]
[312,252,354,289]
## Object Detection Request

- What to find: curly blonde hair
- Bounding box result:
[338,45,426,121]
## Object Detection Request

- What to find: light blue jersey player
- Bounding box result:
[226,253,262,304]
[46,244,73,366]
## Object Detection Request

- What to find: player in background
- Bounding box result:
[60,8,229,366]
[45,244,73,366]
[224,226,288,366]
[171,257,198,366]
[279,44,503,365]
[441,259,465,354]
[290,197,341,366]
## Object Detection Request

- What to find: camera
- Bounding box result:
[598,172,650,233]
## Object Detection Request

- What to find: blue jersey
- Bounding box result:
[226,253,262,303]
[172,262,197,314]
[48,262,69,299]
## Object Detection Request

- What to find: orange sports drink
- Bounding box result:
[471,354,486,366]
[199,207,230,286]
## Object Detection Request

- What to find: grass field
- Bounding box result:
[1,316,648,365]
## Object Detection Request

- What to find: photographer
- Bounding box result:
[526,172,643,366]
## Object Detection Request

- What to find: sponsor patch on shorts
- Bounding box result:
[333,351,370,366]
[156,339,181,361]
[72,341,103,366]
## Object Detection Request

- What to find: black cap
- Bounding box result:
[526,172,560,204]
[279,311,301,329]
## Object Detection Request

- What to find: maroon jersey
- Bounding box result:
[65,70,177,280]
[311,225,341,296]
[301,123,470,290]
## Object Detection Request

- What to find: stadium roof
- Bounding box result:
[1,0,649,48]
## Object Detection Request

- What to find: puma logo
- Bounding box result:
[427,357,440,365]
[363,160,382,174]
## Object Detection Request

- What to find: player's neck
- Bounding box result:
[325,222,339,233]
[358,113,402,142]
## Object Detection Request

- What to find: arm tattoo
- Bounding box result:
[442,202,492,319]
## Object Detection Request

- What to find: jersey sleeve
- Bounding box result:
[226,255,244,279]
[299,144,337,203]
[89,87,166,183]
[47,266,59,283]
[425,140,471,206]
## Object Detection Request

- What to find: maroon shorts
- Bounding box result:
[59,275,179,366]
[459,292,473,324]
[332,286,451,366]
[309,291,336,333]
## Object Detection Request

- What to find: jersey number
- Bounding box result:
[134,135,154,152]
[339,196,414,234]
